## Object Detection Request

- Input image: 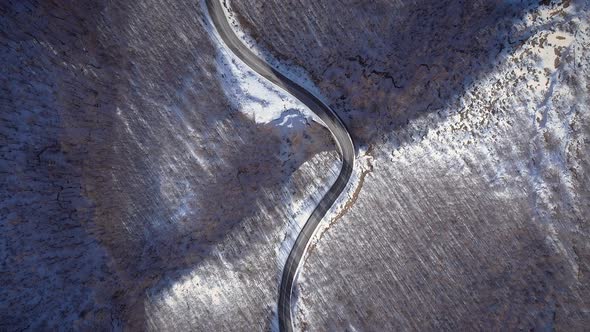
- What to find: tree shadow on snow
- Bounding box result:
[1,0,578,330]
[231,0,574,148]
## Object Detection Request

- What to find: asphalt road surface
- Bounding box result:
[206,1,355,330]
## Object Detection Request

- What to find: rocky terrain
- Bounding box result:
[1,0,589,331]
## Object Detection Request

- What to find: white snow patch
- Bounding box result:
[200,0,322,129]
[275,151,342,268]
[220,0,332,107]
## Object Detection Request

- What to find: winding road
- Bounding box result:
[206,1,355,330]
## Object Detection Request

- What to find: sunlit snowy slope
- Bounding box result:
[1,0,589,330]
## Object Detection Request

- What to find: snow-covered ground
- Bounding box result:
[1,0,589,330]
[227,0,590,330]
[1,0,339,330]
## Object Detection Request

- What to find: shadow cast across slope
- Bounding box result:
[230,0,571,147]
[1,0,336,329]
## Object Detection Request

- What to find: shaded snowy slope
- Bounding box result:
[1,0,337,330]
[2,0,589,330]
[227,0,590,330]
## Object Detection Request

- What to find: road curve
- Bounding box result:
[205,1,355,330]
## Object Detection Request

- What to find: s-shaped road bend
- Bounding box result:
[206,1,355,330]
